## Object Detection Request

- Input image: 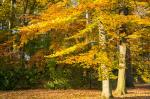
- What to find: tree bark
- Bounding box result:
[115,43,127,95]
[9,0,16,29]
[98,23,113,98]
[101,79,113,99]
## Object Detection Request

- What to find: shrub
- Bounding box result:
[44,59,71,89]
[44,79,71,89]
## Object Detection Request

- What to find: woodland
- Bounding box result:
[0,0,150,99]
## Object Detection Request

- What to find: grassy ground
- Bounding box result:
[0,84,149,99]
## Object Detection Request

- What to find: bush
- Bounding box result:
[44,60,101,89]
[44,79,71,89]
[0,70,17,90]
[0,67,41,90]
[0,58,101,90]
[44,59,71,89]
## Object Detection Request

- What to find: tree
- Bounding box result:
[115,0,150,95]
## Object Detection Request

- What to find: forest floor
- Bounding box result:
[0,84,149,99]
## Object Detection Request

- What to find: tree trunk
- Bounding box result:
[101,64,113,99]
[101,79,113,99]
[9,0,16,29]
[115,43,127,95]
[98,23,113,98]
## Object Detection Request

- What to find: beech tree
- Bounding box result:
[115,0,150,95]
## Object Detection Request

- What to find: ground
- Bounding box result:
[0,84,149,99]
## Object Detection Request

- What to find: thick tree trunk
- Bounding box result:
[101,64,113,99]
[101,79,113,99]
[115,43,127,95]
[115,68,126,95]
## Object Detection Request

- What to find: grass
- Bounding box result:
[0,84,149,99]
